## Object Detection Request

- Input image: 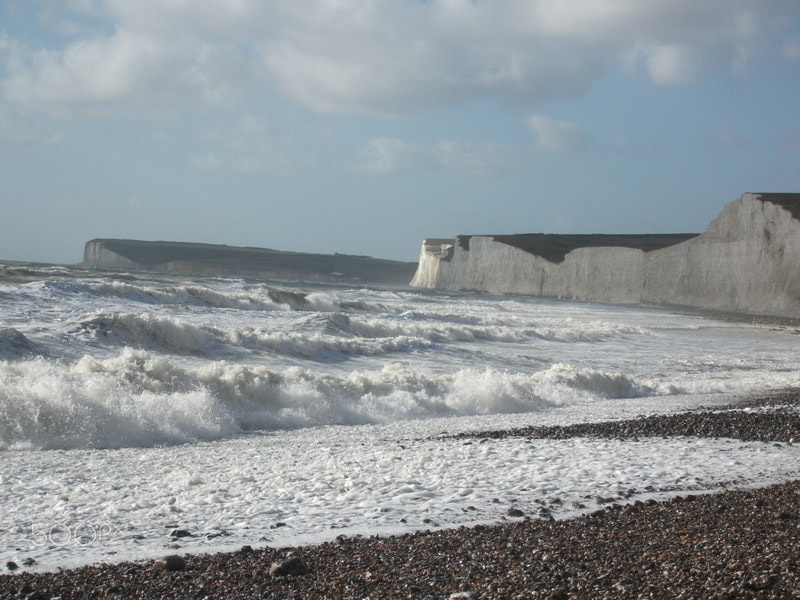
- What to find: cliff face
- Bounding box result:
[640,193,800,316]
[409,239,455,288]
[83,241,142,270]
[83,239,418,285]
[411,193,800,319]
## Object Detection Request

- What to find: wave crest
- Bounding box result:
[532,362,654,400]
[75,312,223,353]
[0,351,663,450]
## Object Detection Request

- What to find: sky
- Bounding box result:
[1,1,799,265]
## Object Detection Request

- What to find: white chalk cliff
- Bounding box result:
[410,193,800,319]
[83,240,141,270]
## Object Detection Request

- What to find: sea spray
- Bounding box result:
[3,262,800,573]
[0,356,236,450]
[2,264,800,453]
[1,350,665,450]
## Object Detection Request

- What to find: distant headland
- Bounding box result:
[411,193,800,320]
[83,239,417,285]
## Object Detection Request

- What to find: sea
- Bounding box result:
[1,261,799,572]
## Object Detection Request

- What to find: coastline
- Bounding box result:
[3,391,799,599]
[411,194,800,321]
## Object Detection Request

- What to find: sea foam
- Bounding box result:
[4,263,800,574]
[0,350,660,450]
[3,265,800,452]
[0,356,236,450]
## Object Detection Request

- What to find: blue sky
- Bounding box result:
[1,1,799,264]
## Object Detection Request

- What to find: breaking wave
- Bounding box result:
[17,278,374,314]
[530,322,648,342]
[71,312,433,359]
[69,310,649,361]
[0,350,665,450]
[75,312,224,354]
[5,263,798,454]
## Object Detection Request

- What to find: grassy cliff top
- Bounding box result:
[469,194,800,263]
[87,239,417,284]
[484,233,700,263]
[757,193,800,220]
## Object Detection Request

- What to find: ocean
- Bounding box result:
[1,262,799,572]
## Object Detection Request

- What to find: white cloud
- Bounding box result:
[2,27,251,114]
[432,140,518,177]
[0,1,797,116]
[190,115,299,174]
[525,114,585,154]
[354,137,518,177]
[645,44,701,86]
[353,138,422,175]
[0,32,21,69]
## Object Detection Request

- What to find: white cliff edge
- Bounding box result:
[82,240,141,270]
[410,193,800,319]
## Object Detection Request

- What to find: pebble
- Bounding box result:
[170,529,193,538]
[154,555,186,572]
[450,391,800,443]
[269,556,308,577]
[2,390,800,599]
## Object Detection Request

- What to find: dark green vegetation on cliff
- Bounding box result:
[480,193,800,263]
[474,233,700,263]
[756,193,800,219]
[85,239,418,284]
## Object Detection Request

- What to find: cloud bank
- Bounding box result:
[2,1,796,117]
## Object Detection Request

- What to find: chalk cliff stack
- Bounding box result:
[410,193,800,319]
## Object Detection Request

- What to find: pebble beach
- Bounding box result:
[3,391,800,600]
